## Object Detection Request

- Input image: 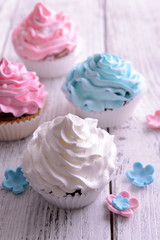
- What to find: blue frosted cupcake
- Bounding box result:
[62,53,145,128]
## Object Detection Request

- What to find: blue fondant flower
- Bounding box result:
[2,166,29,194]
[126,162,155,187]
[112,195,129,210]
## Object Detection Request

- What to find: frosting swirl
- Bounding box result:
[22,114,117,197]
[0,58,47,117]
[12,3,79,61]
[63,53,144,111]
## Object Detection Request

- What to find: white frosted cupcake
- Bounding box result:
[12,3,81,79]
[0,58,47,141]
[22,114,118,209]
[62,53,145,128]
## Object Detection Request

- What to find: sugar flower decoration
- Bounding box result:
[112,195,129,210]
[106,191,139,217]
[2,166,29,194]
[146,110,160,128]
[126,161,155,187]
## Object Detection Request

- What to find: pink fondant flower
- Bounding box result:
[106,191,139,217]
[146,110,160,128]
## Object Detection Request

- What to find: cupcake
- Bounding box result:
[62,53,145,128]
[12,3,81,79]
[22,113,118,209]
[0,57,47,141]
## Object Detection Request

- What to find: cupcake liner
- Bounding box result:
[18,37,84,79]
[23,156,120,209]
[0,113,41,141]
[76,95,142,128]
[31,186,104,209]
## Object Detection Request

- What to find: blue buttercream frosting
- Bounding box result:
[62,53,144,112]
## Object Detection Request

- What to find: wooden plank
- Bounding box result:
[0,0,112,239]
[106,0,160,239]
[0,0,19,57]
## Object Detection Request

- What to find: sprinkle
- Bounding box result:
[25,96,30,101]
[15,72,20,77]
[23,75,27,80]
[2,84,7,88]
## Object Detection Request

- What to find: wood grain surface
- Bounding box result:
[0,0,160,239]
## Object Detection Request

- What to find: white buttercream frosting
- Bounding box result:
[22,114,117,197]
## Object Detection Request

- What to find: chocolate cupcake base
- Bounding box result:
[0,110,41,141]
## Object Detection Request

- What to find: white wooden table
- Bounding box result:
[0,0,160,239]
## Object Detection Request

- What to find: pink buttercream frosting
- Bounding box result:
[0,58,47,117]
[12,3,79,61]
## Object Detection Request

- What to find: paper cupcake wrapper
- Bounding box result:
[76,95,142,128]
[31,185,104,209]
[18,37,85,79]
[0,114,40,141]
[24,156,120,209]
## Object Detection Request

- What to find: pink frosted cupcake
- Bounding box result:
[12,3,81,79]
[0,58,47,141]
